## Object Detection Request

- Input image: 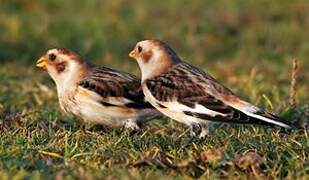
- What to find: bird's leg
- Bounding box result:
[198,122,218,140]
[198,122,217,139]
[123,118,141,136]
[198,129,208,139]
[190,123,202,138]
[179,124,202,150]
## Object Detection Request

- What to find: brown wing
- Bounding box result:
[146,63,234,100]
[78,66,152,109]
[145,63,291,126]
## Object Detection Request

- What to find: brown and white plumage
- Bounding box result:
[129,39,292,138]
[36,48,160,129]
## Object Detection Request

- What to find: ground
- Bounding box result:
[0,0,308,179]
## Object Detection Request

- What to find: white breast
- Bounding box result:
[58,87,138,128]
[142,84,204,126]
[143,84,223,126]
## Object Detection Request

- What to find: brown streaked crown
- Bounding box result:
[141,39,182,64]
[54,48,86,64]
[132,39,183,80]
[39,48,91,78]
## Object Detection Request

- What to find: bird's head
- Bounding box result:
[36,48,90,89]
[129,39,181,81]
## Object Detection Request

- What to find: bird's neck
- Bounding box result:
[54,66,89,97]
[141,58,178,82]
[55,75,78,96]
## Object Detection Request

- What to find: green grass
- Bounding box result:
[0,0,309,179]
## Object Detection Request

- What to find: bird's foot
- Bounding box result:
[189,124,200,137]
[198,127,210,139]
[124,119,141,136]
[179,124,206,151]
[179,136,195,151]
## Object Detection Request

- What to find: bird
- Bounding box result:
[36,48,161,131]
[129,39,293,138]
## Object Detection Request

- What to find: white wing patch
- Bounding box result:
[143,84,226,120]
[77,86,134,106]
[103,97,134,106]
[243,111,291,128]
[160,101,226,117]
[227,100,291,128]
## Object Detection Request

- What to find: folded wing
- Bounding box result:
[145,63,292,128]
[78,66,153,109]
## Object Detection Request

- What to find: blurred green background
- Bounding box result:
[1,0,309,64]
[0,1,308,179]
[1,0,308,102]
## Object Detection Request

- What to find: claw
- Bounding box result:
[189,123,202,138]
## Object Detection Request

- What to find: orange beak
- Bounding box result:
[36,57,47,70]
[129,49,136,59]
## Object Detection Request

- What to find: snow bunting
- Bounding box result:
[36,48,160,130]
[129,39,293,138]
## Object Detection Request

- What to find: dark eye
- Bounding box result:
[49,54,56,61]
[137,46,143,53]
